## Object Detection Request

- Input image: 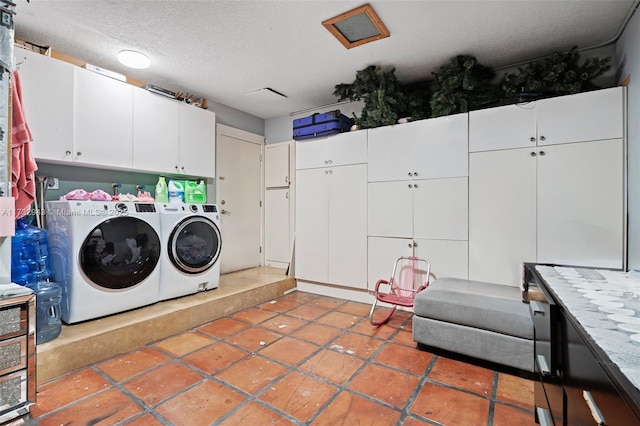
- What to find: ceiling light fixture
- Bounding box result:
[117,50,150,69]
[322,3,389,49]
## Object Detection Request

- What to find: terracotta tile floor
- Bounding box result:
[29,292,537,425]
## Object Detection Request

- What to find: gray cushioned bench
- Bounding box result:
[412,277,534,372]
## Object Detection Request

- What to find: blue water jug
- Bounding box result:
[11,218,53,285]
[25,281,62,344]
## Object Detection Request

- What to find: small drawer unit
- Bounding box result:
[0,295,36,424]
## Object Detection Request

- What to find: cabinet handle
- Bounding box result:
[285,176,288,183]
[536,407,553,426]
[328,170,332,174]
[414,172,418,177]
[530,152,537,157]
[583,391,606,425]
[539,151,545,156]
[540,135,546,141]
[408,172,413,177]
[530,137,536,142]
[413,241,417,247]
[408,184,413,188]
[324,170,328,175]
[76,151,82,156]
[408,243,413,248]
[536,354,551,376]
[175,165,179,171]
[328,160,332,164]
[65,150,71,156]
[181,166,185,171]
[324,160,328,164]
[530,300,545,315]
[285,192,289,199]
[414,184,419,188]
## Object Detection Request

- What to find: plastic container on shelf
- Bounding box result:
[185,180,206,204]
[196,180,207,204]
[26,281,62,344]
[168,179,184,204]
[155,176,169,203]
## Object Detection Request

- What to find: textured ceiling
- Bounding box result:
[13,0,638,120]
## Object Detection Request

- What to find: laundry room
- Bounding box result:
[2,1,640,425]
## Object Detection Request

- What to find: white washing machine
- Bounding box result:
[46,200,162,323]
[157,203,222,300]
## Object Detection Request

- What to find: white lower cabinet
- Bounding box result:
[295,164,367,289]
[265,188,290,264]
[367,237,468,290]
[469,139,624,286]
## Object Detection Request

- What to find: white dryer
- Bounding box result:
[45,200,162,324]
[157,203,222,300]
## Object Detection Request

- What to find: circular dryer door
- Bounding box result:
[169,216,222,274]
[80,217,161,290]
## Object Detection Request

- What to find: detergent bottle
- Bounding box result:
[196,179,207,203]
[155,176,169,203]
[168,179,184,204]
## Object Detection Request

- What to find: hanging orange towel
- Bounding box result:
[11,70,37,220]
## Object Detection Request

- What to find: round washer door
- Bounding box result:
[80,217,161,290]
[169,216,222,274]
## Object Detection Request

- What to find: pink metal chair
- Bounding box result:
[369,256,431,326]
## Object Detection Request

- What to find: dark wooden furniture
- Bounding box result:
[525,263,640,425]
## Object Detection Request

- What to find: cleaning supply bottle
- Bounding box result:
[185,180,197,203]
[155,176,169,203]
[196,179,207,204]
[168,179,184,204]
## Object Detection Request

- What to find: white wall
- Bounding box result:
[265,100,364,144]
[617,7,640,269]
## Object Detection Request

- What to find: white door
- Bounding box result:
[468,148,537,287]
[368,181,413,238]
[367,123,413,182]
[328,164,368,289]
[179,104,216,177]
[295,168,329,282]
[537,139,624,268]
[265,188,290,264]
[413,177,468,241]
[216,125,263,274]
[412,113,469,179]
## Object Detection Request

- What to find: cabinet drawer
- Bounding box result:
[0,336,27,376]
[0,303,29,340]
[0,370,29,421]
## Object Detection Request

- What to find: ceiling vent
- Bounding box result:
[322,3,389,49]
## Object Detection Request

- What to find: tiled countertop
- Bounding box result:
[535,265,640,393]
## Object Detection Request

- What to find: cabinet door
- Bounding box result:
[368,181,413,238]
[367,122,413,182]
[414,239,468,280]
[412,113,469,178]
[179,104,216,177]
[132,89,180,173]
[537,87,623,146]
[17,48,74,162]
[295,168,329,282]
[326,130,367,167]
[413,177,468,240]
[469,103,537,152]
[265,188,290,263]
[296,138,328,170]
[469,148,537,287]
[265,144,290,188]
[328,164,367,288]
[537,139,624,269]
[74,67,133,168]
[368,236,413,290]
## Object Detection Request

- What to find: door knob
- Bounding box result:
[221,200,225,205]
[221,209,231,216]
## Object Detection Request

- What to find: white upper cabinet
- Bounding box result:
[296,130,367,170]
[178,103,216,177]
[133,89,180,173]
[265,143,290,188]
[18,48,74,162]
[536,87,623,146]
[368,113,468,182]
[73,67,134,168]
[469,103,537,152]
[469,86,624,152]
